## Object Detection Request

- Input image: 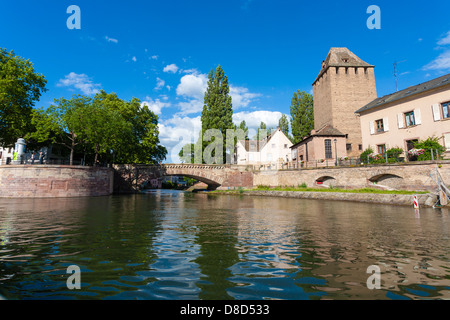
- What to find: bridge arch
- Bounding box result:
[162,173,221,190]
[368,173,403,190]
[315,176,337,188]
[113,164,254,193]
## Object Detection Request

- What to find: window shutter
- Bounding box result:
[414,109,422,125]
[383,117,389,132]
[445,133,450,151]
[432,104,441,121]
[369,121,375,135]
[397,113,405,129]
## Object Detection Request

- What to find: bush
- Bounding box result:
[386,147,404,161]
[360,147,374,163]
[298,182,307,188]
[361,146,405,164]
[412,137,445,161]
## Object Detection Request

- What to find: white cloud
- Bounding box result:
[151,55,158,60]
[423,31,450,72]
[154,77,165,90]
[105,36,118,44]
[175,72,208,115]
[175,71,261,115]
[423,50,450,71]
[158,115,202,163]
[230,86,262,109]
[438,31,450,46]
[132,56,137,62]
[57,72,101,95]
[176,73,208,99]
[178,99,204,115]
[141,97,170,116]
[233,110,283,130]
[163,64,179,73]
[181,68,200,74]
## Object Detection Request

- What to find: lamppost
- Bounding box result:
[334,139,338,167]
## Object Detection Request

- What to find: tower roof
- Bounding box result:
[313,48,374,85]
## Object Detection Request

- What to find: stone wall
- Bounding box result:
[253,162,450,191]
[232,190,439,208]
[0,165,114,198]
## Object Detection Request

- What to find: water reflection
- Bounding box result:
[0,191,449,300]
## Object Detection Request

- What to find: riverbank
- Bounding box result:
[208,189,445,208]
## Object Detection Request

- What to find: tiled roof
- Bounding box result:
[314,125,346,137]
[355,73,450,114]
[290,125,346,149]
[313,47,374,85]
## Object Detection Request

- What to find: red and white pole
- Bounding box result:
[414,195,419,209]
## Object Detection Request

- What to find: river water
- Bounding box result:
[0,190,449,300]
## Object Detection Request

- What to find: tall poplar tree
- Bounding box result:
[290,90,314,144]
[200,65,234,164]
[278,114,291,141]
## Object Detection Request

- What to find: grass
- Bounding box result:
[213,185,428,195]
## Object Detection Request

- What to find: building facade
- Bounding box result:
[355,74,450,159]
[235,128,293,169]
[312,47,378,157]
[290,125,347,168]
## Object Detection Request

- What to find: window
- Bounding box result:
[377,144,386,155]
[272,144,276,149]
[443,102,450,119]
[284,144,288,149]
[405,111,416,127]
[359,144,363,151]
[267,153,273,161]
[292,149,297,160]
[375,119,384,133]
[346,144,352,152]
[324,139,333,159]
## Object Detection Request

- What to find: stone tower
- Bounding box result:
[312,48,377,157]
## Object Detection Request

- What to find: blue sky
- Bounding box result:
[1,0,450,162]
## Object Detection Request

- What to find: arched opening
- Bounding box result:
[142,174,221,191]
[315,176,337,188]
[368,174,403,190]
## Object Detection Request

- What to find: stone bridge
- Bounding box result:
[1,162,446,198]
[113,161,449,193]
[113,164,254,193]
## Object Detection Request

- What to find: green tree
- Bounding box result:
[238,120,249,140]
[290,90,314,144]
[179,143,196,163]
[0,48,47,147]
[255,121,268,140]
[80,99,133,165]
[201,65,234,164]
[28,95,90,165]
[278,114,292,141]
[90,91,167,164]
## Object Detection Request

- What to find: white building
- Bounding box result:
[0,146,15,165]
[355,73,450,159]
[235,127,293,169]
